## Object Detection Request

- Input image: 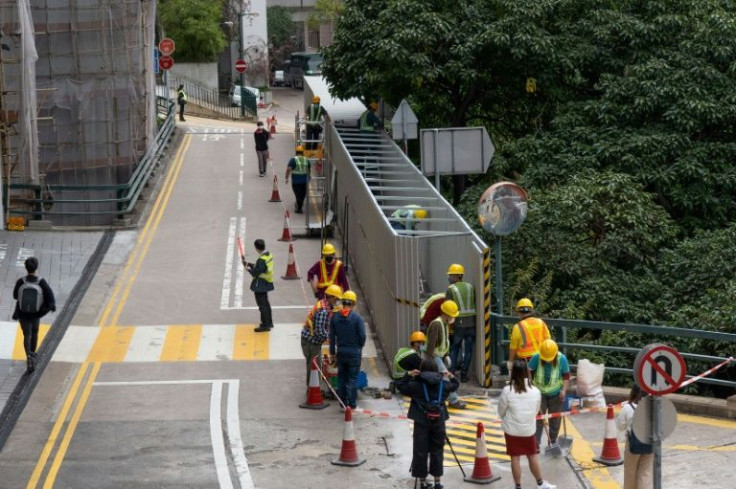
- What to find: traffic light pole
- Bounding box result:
[239,12,246,118]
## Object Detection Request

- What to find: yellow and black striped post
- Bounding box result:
[482,247,492,387]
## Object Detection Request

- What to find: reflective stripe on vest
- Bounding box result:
[429,317,449,357]
[448,282,476,317]
[308,103,321,122]
[306,298,329,335]
[292,156,309,175]
[392,347,415,379]
[317,259,341,288]
[178,90,187,102]
[259,253,274,283]
[534,353,563,395]
[516,317,546,358]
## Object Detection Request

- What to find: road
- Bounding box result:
[0,87,731,488]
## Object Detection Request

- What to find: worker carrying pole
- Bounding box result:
[306,243,350,299]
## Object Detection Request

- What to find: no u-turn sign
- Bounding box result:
[634,344,687,396]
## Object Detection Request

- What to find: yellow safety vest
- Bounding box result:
[292,156,309,175]
[258,253,274,283]
[305,298,329,335]
[533,353,564,395]
[515,317,547,359]
[448,282,476,317]
[428,317,449,357]
[317,259,342,288]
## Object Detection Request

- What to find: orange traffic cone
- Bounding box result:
[269,115,277,135]
[281,243,300,280]
[278,210,295,242]
[300,356,329,410]
[464,422,501,484]
[331,407,366,467]
[593,405,624,466]
[268,175,281,202]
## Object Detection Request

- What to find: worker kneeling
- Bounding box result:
[530,340,570,450]
[329,290,366,410]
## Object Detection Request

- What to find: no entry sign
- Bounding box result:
[158,55,174,71]
[158,38,175,56]
[634,344,686,396]
[235,59,247,73]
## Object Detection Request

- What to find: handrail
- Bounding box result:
[5,98,177,218]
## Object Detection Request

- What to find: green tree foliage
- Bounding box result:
[159,0,227,62]
[307,0,344,31]
[267,6,296,49]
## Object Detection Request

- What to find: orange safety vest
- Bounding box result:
[305,298,329,335]
[514,317,549,359]
[317,259,342,289]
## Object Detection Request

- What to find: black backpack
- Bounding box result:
[18,277,44,314]
[421,382,444,423]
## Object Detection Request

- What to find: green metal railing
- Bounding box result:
[491,314,736,389]
[4,98,177,221]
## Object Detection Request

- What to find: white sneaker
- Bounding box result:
[537,481,556,489]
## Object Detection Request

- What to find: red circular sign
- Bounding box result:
[158,38,175,56]
[635,344,686,396]
[158,55,174,71]
[235,59,247,73]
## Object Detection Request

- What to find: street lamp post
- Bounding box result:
[239,12,246,117]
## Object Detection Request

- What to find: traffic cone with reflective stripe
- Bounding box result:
[299,356,329,410]
[464,422,501,484]
[268,175,281,202]
[593,405,623,466]
[332,407,366,467]
[278,210,295,242]
[281,243,300,280]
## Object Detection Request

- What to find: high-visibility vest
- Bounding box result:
[391,205,420,229]
[292,156,309,175]
[419,293,445,321]
[514,317,548,359]
[392,347,415,379]
[305,298,329,335]
[533,353,564,395]
[308,103,321,122]
[317,259,342,288]
[448,282,476,318]
[258,253,274,283]
[177,89,187,102]
[359,110,375,132]
[428,317,449,357]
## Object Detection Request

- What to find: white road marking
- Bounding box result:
[221,305,310,310]
[0,322,17,359]
[240,139,243,150]
[210,381,233,489]
[268,323,306,360]
[227,380,254,489]
[240,153,244,167]
[239,170,243,186]
[221,217,237,309]
[124,325,167,362]
[51,325,97,362]
[197,324,236,361]
[237,191,242,211]
[234,217,246,308]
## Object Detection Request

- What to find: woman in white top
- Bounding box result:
[498,359,556,489]
[615,384,653,489]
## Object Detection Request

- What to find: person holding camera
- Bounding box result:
[396,358,459,489]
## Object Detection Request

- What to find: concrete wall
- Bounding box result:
[169,63,219,90]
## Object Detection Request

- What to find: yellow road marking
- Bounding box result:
[12,324,51,360]
[566,418,620,489]
[677,413,736,429]
[87,327,135,362]
[28,135,192,488]
[160,324,203,361]
[668,444,736,451]
[232,324,269,360]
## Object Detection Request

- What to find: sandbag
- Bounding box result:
[576,359,607,407]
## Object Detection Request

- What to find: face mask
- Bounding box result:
[324,255,334,263]
[340,309,351,317]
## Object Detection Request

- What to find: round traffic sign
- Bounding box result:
[631,396,678,442]
[158,38,175,56]
[158,55,174,71]
[235,59,247,73]
[634,344,686,396]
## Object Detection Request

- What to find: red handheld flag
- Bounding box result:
[236,236,245,260]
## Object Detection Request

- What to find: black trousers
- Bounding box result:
[179,103,185,120]
[411,420,445,478]
[254,292,273,328]
[292,182,307,211]
[19,317,41,358]
[306,124,321,149]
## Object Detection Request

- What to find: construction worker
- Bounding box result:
[306,243,350,299]
[529,339,570,451]
[176,84,187,121]
[446,264,476,383]
[306,95,325,150]
[390,204,428,231]
[285,146,310,214]
[359,102,382,132]
[301,284,342,385]
[419,293,446,332]
[392,331,426,381]
[243,239,274,333]
[508,298,551,370]
[425,300,467,409]
[329,290,366,410]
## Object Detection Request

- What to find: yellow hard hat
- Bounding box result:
[322,243,336,255]
[325,284,343,298]
[313,96,320,103]
[539,339,558,362]
[441,300,459,318]
[414,209,427,219]
[516,298,534,312]
[447,264,464,275]
[369,102,378,110]
[295,145,305,154]
[342,290,357,303]
[410,331,426,344]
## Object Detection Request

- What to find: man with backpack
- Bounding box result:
[12,257,56,373]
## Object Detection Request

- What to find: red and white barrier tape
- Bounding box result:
[678,356,734,389]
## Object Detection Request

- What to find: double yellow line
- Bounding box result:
[27,135,192,489]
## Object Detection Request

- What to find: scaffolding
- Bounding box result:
[0,0,157,226]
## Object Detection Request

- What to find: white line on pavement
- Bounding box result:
[210,382,233,489]
[239,170,243,186]
[240,153,244,167]
[221,305,309,310]
[227,381,254,489]
[237,191,242,211]
[221,217,237,309]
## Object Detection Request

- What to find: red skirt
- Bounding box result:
[504,433,538,456]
